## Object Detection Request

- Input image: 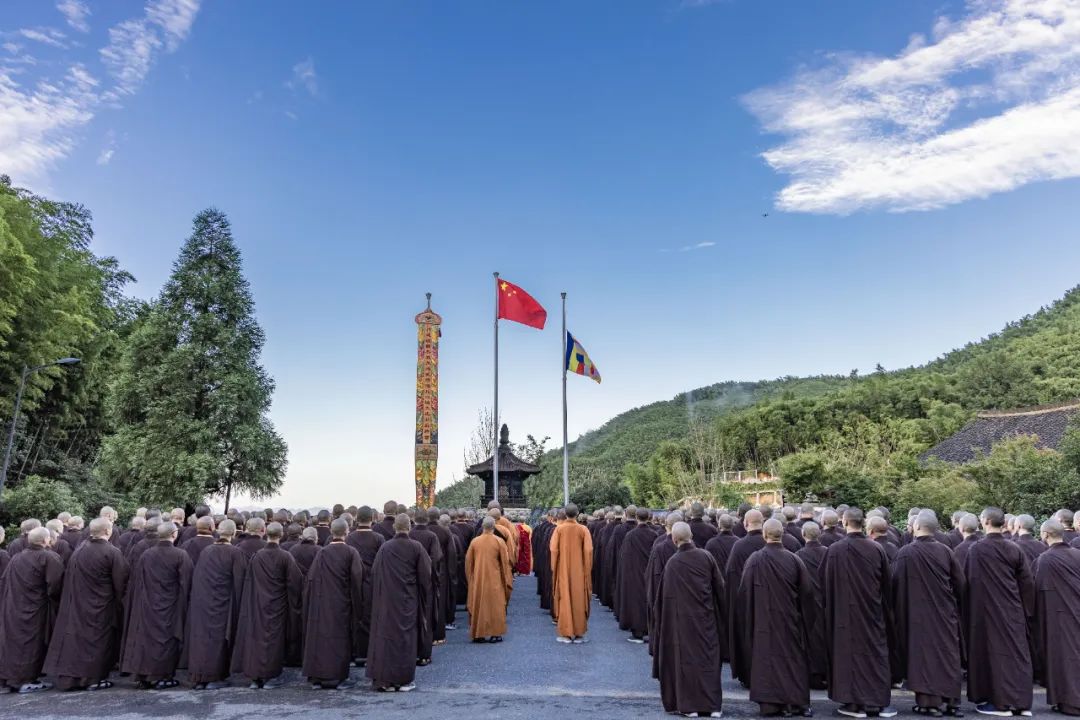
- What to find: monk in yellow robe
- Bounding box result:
[466,517,513,642]
[490,508,517,566]
[550,503,593,643]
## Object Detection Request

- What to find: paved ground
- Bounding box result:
[1,575,1057,720]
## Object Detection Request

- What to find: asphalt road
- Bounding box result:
[1,575,1058,720]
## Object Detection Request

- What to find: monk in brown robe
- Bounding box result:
[617,506,655,643]
[118,516,145,556]
[795,521,829,690]
[655,521,724,718]
[289,526,321,575]
[367,513,432,692]
[236,517,268,559]
[533,511,556,611]
[818,510,842,547]
[313,509,332,546]
[303,518,366,689]
[739,519,815,717]
[1015,514,1047,568]
[120,520,194,690]
[821,507,895,718]
[688,502,718,549]
[647,512,681,674]
[727,508,765,685]
[410,511,445,649]
[231,521,303,689]
[466,516,513,642]
[705,514,739,582]
[1034,520,1080,716]
[451,510,475,605]
[373,501,398,540]
[869,516,898,564]
[550,503,594,643]
[892,510,965,717]
[346,505,384,664]
[43,518,128,691]
[964,507,1035,716]
[182,515,216,567]
[0,527,64,693]
[185,518,246,689]
[605,507,635,620]
[427,507,458,632]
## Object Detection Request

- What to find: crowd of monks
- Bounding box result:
[575,501,1080,719]
[0,499,540,695]
[3,496,1080,720]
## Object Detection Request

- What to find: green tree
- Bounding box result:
[100,209,287,509]
[963,435,1079,516]
[435,476,482,508]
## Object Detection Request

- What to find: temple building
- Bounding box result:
[467,424,540,507]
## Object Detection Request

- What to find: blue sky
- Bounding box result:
[3,0,1080,507]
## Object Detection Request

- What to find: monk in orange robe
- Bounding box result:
[491,508,517,567]
[550,503,593,643]
[466,517,514,642]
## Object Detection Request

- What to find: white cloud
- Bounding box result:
[2,0,201,185]
[287,57,318,96]
[100,0,201,98]
[0,63,97,180]
[744,0,1080,214]
[661,241,717,253]
[18,28,68,49]
[57,0,91,33]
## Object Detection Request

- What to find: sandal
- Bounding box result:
[154,678,180,690]
[416,658,432,667]
[87,680,113,691]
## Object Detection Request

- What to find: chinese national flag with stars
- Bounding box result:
[496,277,547,329]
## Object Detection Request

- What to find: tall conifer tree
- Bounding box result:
[101,209,286,507]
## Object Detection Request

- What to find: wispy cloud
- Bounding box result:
[57,0,91,33]
[287,57,318,97]
[1,0,201,185]
[96,130,116,165]
[18,28,68,49]
[744,0,1080,214]
[661,241,717,253]
[101,0,200,99]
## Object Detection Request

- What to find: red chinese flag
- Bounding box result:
[496,277,547,329]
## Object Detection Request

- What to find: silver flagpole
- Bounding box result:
[493,272,500,504]
[561,292,569,506]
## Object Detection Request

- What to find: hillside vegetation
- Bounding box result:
[527,286,1080,519]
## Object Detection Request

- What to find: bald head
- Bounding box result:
[28,527,50,548]
[88,517,112,539]
[20,518,42,535]
[482,516,496,532]
[246,517,266,536]
[1016,514,1036,534]
[822,510,838,529]
[959,513,979,535]
[1042,519,1066,544]
[301,527,318,542]
[671,521,692,546]
[196,516,215,534]
[763,518,784,543]
[665,511,683,531]
[394,513,411,534]
[218,519,237,539]
[867,516,889,538]
[331,518,349,539]
[157,521,177,543]
[744,509,764,532]
[843,507,864,531]
[915,510,939,536]
[718,513,735,532]
[802,521,821,542]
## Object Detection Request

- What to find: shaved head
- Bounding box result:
[88,517,111,539]
[802,521,820,541]
[394,513,411,534]
[671,521,692,545]
[744,509,764,531]
[763,518,784,542]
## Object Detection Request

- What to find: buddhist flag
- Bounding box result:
[565,331,601,383]
[496,277,547,329]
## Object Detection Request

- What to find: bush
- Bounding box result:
[895,464,981,524]
[963,435,1079,516]
[435,476,482,508]
[1,474,83,531]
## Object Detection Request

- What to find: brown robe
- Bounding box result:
[655,544,725,716]
[429,521,458,626]
[231,543,303,681]
[366,533,432,689]
[875,535,898,564]
[185,540,247,684]
[688,517,718,549]
[288,538,320,576]
[616,522,655,637]
[604,519,634,616]
[1034,543,1080,714]
[726,529,765,683]
[550,520,593,638]
[532,520,553,609]
[182,533,215,567]
[0,546,65,687]
[345,528,384,660]
[43,538,128,689]
[373,516,396,541]
[818,526,843,546]
[704,532,738,581]
[451,522,474,605]
[593,521,613,600]
[119,541,193,681]
[795,539,829,688]
[822,532,893,709]
[236,534,267,560]
[892,536,965,707]
[465,532,513,639]
[952,535,979,568]
[1018,533,1047,568]
[118,527,141,555]
[646,533,677,676]
[739,543,815,712]
[315,524,332,546]
[963,533,1035,710]
[302,541,365,684]
[409,524,444,644]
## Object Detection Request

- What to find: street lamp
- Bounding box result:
[1,357,82,499]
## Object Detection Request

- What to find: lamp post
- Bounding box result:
[1,357,81,499]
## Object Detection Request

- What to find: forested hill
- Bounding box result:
[560,376,851,473]
[535,285,1080,515]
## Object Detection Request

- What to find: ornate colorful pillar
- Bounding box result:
[414,293,441,508]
